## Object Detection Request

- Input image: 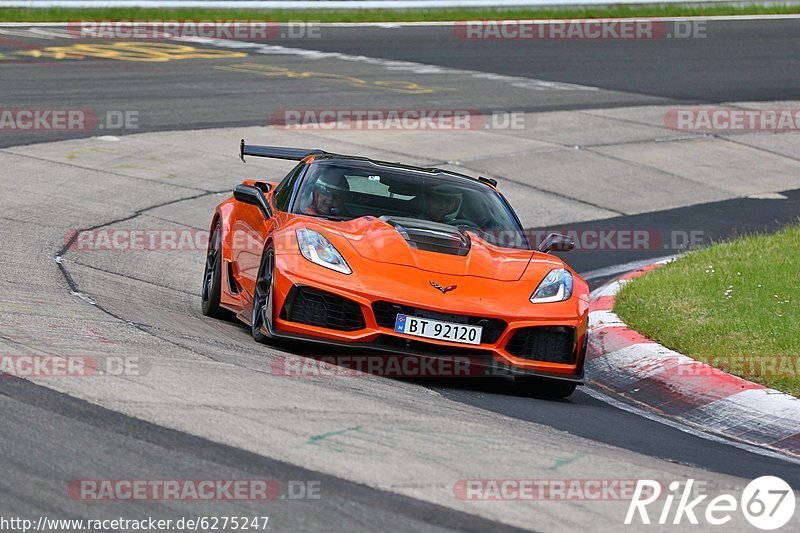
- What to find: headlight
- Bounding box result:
[530,268,572,303]
[296,229,352,275]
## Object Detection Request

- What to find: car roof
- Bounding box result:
[309,154,494,188]
[239,141,499,189]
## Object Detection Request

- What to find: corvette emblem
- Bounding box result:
[430,281,457,294]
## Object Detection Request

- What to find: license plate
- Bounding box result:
[394,314,482,345]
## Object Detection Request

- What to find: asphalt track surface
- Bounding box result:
[2,18,800,147]
[2,18,800,532]
[276,19,800,103]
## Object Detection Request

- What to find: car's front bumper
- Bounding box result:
[268,254,589,383]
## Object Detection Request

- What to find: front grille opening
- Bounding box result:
[372,301,506,344]
[505,326,577,364]
[375,335,494,357]
[280,286,366,331]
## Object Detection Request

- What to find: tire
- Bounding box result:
[251,245,275,344]
[515,375,578,399]
[201,220,233,319]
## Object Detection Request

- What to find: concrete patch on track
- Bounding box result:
[2,103,800,529]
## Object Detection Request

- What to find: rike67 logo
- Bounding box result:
[626,477,796,530]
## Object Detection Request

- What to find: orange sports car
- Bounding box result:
[201,141,589,397]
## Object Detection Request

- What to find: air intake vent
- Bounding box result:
[226,262,239,294]
[380,216,470,256]
[280,286,366,331]
[505,326,576,363]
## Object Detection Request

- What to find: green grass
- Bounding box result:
[2,4,800,23]
[614,224,800,397]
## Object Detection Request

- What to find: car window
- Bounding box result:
[345,174,415,200]
[272,163,306,211]
[293,161,528,249]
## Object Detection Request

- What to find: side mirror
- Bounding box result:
[538,232,574,253]
[233,184,272,219]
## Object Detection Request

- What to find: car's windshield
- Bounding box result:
[293,161,528,249]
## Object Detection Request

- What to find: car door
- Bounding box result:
[233,163,307,300]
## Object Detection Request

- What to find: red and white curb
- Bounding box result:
[586,260,800,459]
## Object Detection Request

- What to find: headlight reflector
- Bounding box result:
[530,268,572,303]
[296,229,352,275]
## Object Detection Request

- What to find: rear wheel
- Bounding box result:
[515,375,577,398]
[251,245,275,344]
[201,220,232,319]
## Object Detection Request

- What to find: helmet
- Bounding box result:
[430,185,463,200]
[426,185,463,220]
[314,172,350,196]
[308,171,349,216]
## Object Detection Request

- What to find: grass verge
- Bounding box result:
[614,224,800,397]
[1,4,800,23]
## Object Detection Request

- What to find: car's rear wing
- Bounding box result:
[239,139,326,163]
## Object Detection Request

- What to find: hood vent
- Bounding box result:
[380,216,471,257]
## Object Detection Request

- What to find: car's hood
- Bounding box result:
[331,217,535,281]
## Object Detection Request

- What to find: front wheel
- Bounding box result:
[251,245,275,344]
[515,375,577,398]
[201,220,233,319]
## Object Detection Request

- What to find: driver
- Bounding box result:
[304,173,350,216]
[421,185,463,223]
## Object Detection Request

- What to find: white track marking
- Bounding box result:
[597,342,696,381]
[580,254,678,281]
[583,387,800,465]
[4,14,800,24]
[176,36,601,92]
[688,389,800,441]
[587,309,625,329]
[0,20,599,92]
[587,261,800,462]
